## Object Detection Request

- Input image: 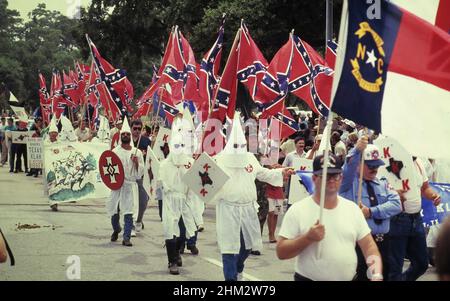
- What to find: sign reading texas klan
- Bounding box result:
[182,153,230,203]
[374,136,420,202]
[27,137,43,169]
[12,131,33,144]
[143,146,160,199]
[152,127,171,161]
[289,158,313,205]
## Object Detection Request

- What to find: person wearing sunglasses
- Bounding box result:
[277,152,382,281]
[339,137,402,281]
[130,120,152,235]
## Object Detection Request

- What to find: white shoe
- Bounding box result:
[237,272,245,281]
[131,230,137,237]
[135,222,142,233]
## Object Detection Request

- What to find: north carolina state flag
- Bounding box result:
[331,0,450,159]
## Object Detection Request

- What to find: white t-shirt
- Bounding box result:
[278,196,371,281]
[403,158,428,214]
[282,151,306,167]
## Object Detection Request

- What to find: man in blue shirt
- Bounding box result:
[340,136,402,281]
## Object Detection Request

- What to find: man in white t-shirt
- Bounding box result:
[388,157,441,281]
[277,153,382,281]
[282,136,307,167]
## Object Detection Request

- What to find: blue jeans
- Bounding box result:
[222,231,251,281]
[388,213,428,281]
[111,213,133,241]
[179,217,197,246]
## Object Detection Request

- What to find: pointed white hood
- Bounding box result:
[120,117,131,135]
[182,106,198,155]
[168,116,191,166]
[49,115,58,133]
[97,115,110,142]
[59,115,77,142]
[219,112,249,168]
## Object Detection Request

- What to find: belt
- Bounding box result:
[372,233,388,243]
[400,212,421,218]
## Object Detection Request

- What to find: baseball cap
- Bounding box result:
[313,153,343,175]
[363,144,385,168]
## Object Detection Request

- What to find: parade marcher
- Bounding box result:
[339,137,402,281]
[110,119,123,149]
[74,118,92,142]
[107,118,144,247]
[131,119,151,233]
[214,112,294,281]
[251,177,268,256]
[95,114,111,143]
[331,131,347,161]
[159,116,198,275]
[388,157,442,281]
[5,118,16,172]
[45,116,60,211]
[11,118,29,174]
[277,153,383,281]
[0,116,7,166]
[27,117,43,177]
[436,217,450,281]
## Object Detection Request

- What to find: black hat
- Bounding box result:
[313,153,343,175]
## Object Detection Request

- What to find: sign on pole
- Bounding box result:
[182,153,230,203]
[12,131,33,144]
[27,137,43,169]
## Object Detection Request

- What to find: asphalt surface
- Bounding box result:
[0,165,438,281]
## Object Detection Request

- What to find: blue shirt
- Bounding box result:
[339,148,402,234]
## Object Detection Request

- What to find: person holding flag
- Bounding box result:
[277,153,382,281]
[107,117,144,247]
[214,112,294,281]
[339,136,402,281]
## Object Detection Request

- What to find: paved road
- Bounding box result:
[0,166,438,281]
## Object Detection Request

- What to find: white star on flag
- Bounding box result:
[366,49,377,68]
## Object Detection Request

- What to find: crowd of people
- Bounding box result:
[1,107,449,281]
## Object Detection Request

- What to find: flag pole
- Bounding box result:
[357,128,368,206]
[316,0,336,259]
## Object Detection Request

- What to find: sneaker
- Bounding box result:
[237,272,245,281]
[135,222,143,233]
[131,230,137,237]
[187,245,199,255]
[122,240,133,247]
[50,204,58,212]
[168,263,179,275]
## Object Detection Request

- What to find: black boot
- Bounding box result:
[166,239,179,275]
[176,237,184,267]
